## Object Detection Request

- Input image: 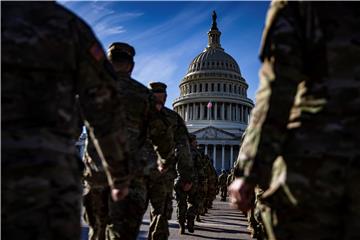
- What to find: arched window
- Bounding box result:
[223,83,227,92]
[199,84,202,92]
[211,83,214,92]
[205,83,208,92]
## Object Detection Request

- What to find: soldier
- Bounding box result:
[2,2,130,240]
[218,169,228,201]
[227,168,235,187]
[106,43,175,240]
[147,82,194,240]
[195,148,209,222]
[175,134,205,234]
[229,1,360,240]
[204,154,218,212]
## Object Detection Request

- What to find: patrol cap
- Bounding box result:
[189,133,197,142]
[108,42,135,62]
[149,82,167,93]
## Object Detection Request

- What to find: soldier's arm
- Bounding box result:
[174,115,194,183]
[147,98,176,169]
[73,18,130,191]
[234,1,304,189]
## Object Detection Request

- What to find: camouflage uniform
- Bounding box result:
[105,43,175,240]
[204,155,218,210]
[2,2,130,240]
[218,170,228,201]
[175,134,204,233]
[147,82,194,240]
[227,169,235,187]
[234,1,360,239]
[196,150,209,220]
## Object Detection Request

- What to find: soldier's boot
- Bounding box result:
[178,222,185,235]
[187,218,195,233]
[196,214,201,222]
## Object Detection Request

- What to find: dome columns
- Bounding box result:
[174,101,251,124]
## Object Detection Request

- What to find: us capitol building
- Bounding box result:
[172,11,254,171]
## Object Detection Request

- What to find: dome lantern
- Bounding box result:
[207,11,223,51]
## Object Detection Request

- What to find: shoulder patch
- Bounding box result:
[90,43,104,62]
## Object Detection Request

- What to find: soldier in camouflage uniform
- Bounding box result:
[175,134,205,234]
[106,43,175,240]
[2,2,131,240]
[229,1,360,240]
[195,149,209,222]
[227,168,235,187]
[218,170,228,201]
[204,155,218,211]
[147,82,194,240]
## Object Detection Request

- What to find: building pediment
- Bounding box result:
[193,126,237,140]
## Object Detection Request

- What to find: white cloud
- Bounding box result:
[61,1,143,38]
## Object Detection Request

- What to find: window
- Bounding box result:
[205,83,208,92]
[223,83,227,92]
[211,83,214,92]
[218,83,221,91]
[217,103,222,120]
[194,84,197,92]
[203,104,208,120]
[199,84,202,92]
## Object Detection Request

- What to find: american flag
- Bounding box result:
[207,101,213,109]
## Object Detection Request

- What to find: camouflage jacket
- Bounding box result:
[191,146,207,183]
[161,107,194,182]
[115,74,175,175]
[234,0,360,188]
[2,2,130,189]
[218,173,228,186]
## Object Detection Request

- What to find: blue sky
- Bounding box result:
[58,1,270,108]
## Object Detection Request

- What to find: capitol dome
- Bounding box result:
[173,11,254,171]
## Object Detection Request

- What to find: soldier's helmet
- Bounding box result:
[149,82,167,93]
[221,169,226,174]
[108,42,135,63]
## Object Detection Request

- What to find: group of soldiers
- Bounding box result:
[217,169,235,202]
[2,2,221,240]
[3,1,360,240]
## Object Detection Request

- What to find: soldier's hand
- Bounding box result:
[182,182,192,192]
[111,187,129,202]
[157,163,168,173]
[228,178,255,213]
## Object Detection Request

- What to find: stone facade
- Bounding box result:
[173,11,254,172]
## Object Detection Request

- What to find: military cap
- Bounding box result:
[189,133,197,142]
[149,82,167,93]
[108,42,135,62]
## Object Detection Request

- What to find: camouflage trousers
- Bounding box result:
[106,176,148,240]
[147,170,175,240]
[260,141,360,240]
[174,181,198,224]
[197,180,208,216]
[2,148,82,240]
[220,185,227,200]
[206,182,218,209]
[83,185,109,240]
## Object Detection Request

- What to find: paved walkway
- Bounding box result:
[138,196,254,240]
[81,196,254,240]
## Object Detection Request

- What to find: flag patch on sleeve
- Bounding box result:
[90,43,104,61]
